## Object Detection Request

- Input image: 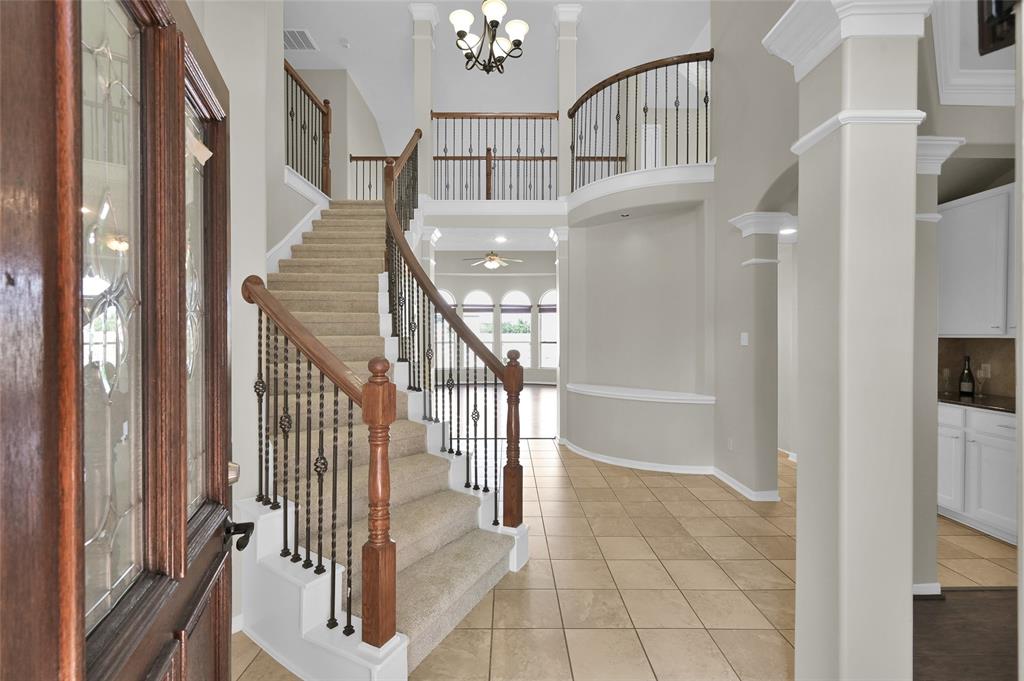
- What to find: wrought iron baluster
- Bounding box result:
[447,323,455,454]
[280,338,292,557]
[472,353,480,491]
[493,372,499,526]
[303,358,313,568]
[344,397,355,636]
[483,366,489,494]
[455,336,463,458]
[271,325,281,510]
[314,372,327,575]
[255,310,266,503]
[705,59,710,163]
[292,347,302,563]
[328,386,339,629]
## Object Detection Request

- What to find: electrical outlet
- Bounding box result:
[727,438,735,452]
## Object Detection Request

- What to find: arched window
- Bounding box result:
[463,290,494,349]
[539,289,558,369]
[501,290,532,367]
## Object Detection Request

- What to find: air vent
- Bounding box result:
[283,29,318,51]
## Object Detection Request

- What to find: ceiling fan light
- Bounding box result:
[505,19,528,44]
[449,9,474,35]
[481,0,508,25]
[484,259,501,269]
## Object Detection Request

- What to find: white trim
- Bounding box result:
[742,258,780,268]
[408,3,439,27]
[421,198,568,218]
[553,3,583,27]
[831,0,932,40]
[791,109,926,156]
[932,1,1015,107]
[912,582,942,596]
[567,382,716,405]
[550,226,569,243]
[560,439,780,502]
[917,136,965,175]
[939,507,1017,545]
[937,181,1014,211]
[762,0,841,82]
[729,212,797,238]
[566,162,716,213]
[267,167,331,272]
[916,212,943,223]
[284,164,330,205]
[232,613,244,634]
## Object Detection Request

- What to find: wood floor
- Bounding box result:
[914,589,1017,680]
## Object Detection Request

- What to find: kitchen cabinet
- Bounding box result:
[937,403,1017,544]
[937,183,1014,337]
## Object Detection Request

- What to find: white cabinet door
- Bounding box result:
[937,426,965,512]
[938,185,1011,336]
[1007,185,1018,336]
[965,433,1018,536]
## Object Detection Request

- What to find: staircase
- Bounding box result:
[237,199,523,678]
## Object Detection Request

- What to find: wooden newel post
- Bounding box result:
[502,349,524,527]
[485,147,494,200]
[361,357,397,647]
[322,99,332,196]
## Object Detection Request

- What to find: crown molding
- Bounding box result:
[832,0,932,39]
[553,4,583,27]
[409,3,439,28]
[917,136,965,175]
[932,1,1014,107]
[791,109,927,156]
[729,212,797,239]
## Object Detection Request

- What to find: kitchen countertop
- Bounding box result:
[938,392,1016,414]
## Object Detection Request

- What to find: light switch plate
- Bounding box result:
[740,332,749,346]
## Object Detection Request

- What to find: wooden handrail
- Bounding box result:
[567,49,715,119]
[431,110,559,120]
[284,60,329,115]
[241,275,365,404]
[349,154,389,162]
[435,154,558,162]
[383,131,507,380]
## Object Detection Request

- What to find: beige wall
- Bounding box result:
[296,69,348,198]
[777,242,798,456]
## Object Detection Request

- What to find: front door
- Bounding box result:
[0,2,233,679]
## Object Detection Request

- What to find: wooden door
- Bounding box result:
[0,2,233,679]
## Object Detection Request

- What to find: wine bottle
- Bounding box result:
[959,356,975,397]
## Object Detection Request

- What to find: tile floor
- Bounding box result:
[935,515,1018,588]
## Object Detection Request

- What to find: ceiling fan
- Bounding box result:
[465,251,524,270]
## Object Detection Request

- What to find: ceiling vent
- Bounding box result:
[283,29,318,51]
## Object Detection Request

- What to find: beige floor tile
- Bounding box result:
[662,501,718,518]
[746,501,796,517]
[678,517,738,537]
[937,516,979,536]
[744,536,797,560]
[683,591,773,629]
[937,537,982,559]
[745,590,795,629]
[236,652,300,681]
[557,589,633,628]
[588,517,642,537]
[943,534,1017,560]
[646,535,711,560]
[530,539,550,559]
[639,475,681,488]
[572,476,612,489]
[697,537,763,560]
[780,629,796,646]
[704,501,760,517]
[541,500,586,517]
[779,488,797,503]
[771,560,796,581]
[490,629,573,681]
[633,517,689,537]
[689,486,738,501]
[575,488,619,502]
[597,536,656,560]
[992,557,1018,572]
[544,517,594,536]
[623,501,673,518]
[493,589,563,628]
[677,475,719,488]
[522,501,542,516]
[937,564,978,587]
[711,630,794,681]
[604,475,647,489]
[939,559,1017,586]
[613,487,658,503]
[620,589,703,627]
[526,517,545,537]
[547,535,604,560]
[581,501,629,518]
[651,487,700,502]
[456,590,494,628]
[607,559,677,589]
[564,629,655,681]
[637,629,739,681]
[663,559,737,590]
[767,517,797,536]
[537,477,575,488]
[411,630,492,681]
[722,517,786,537]
[718,560,794,590]
[497,559,556,589]
[551,559,616,588]
[231,633,260,681]
[537,487,579,501]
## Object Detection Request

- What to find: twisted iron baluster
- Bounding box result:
[314,372,327,575]
[255,310,266,503]
[455,336,462,458]
[421,289,429,413]
[493,372,499,526]
[447,323,455,454]
[705,59,710,163]
[303,358,314,568]
[327,386,339,629]
[265,317,273,506]
[483,366,489,494]
[344,397,355,636]
[472,353,480,491]
[280,338,292,556]
[292,347,302,563]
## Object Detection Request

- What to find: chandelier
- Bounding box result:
[448,1,529,74]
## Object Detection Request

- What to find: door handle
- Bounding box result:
[224,518,255,551]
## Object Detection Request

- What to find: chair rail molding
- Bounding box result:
[764,0,932,82]
[932,0,1014,107]
[566,383,716,405]
[742,258,781,268]
[917,136,965,175]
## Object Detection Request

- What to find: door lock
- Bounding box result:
[224,518,255,551]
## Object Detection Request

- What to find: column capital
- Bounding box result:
[764,0,932,82]
[916,136,965,175]
[729,212,798,243]
[409,3,439,29]
[553,4,583,29]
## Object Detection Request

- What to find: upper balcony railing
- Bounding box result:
[432,111,558,200]
[285,61,332,195]
[568,50,714,192]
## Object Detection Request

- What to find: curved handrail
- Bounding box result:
[383,130,508,380]
[567,49,715,119]
[241,274,366,404]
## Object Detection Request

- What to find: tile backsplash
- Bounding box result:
[938,338,1016,398]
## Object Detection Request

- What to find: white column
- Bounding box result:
[553,227,569,438]
[913,137,964,597]
[410,4,437,197]
[554,4,581,197]
[765,2,933,678]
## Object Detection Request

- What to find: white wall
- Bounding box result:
[778,242,798,456]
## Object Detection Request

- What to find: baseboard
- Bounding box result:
[232,613,245,634]
[912,582,942,596]
[266,166,331,273]
[559,439,780,502]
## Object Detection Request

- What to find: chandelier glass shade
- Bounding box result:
[449,1,528,74]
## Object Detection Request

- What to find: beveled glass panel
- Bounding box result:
[81,0,143,633]
[185,103,208,518]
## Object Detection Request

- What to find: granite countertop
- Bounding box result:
[938,392,1016,414]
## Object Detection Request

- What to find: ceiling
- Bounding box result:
[283,0,710,152]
